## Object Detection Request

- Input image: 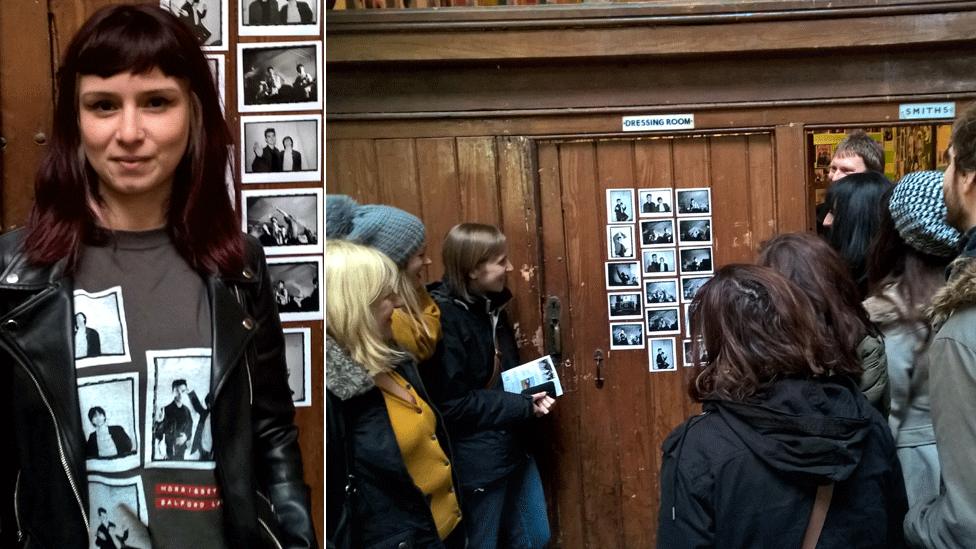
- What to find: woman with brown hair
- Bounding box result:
[657,265,906,548]
[758,232,890,415]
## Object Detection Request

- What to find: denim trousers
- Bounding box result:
[461,457,551,549]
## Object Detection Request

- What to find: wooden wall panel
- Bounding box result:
[775,124,811,233]
[457,137,501,224]
[748,134,777,248]
[327,139,381,201]
[709,136,754,265]
[375,139,421,218]
[415,137,461,283]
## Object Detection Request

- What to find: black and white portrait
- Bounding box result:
[649,338,677,372]
[284,327,312,407]
[241,114,321,183]
[74,287,132,368]
[145,348,215,469]
[644,279,679,307]
[242,188,322,255]
[268,257,323,321]
[606,189,635,224]
[607,292,642,320]
[238,41,322,112]
[684,303,695,338]
[159,0,228,50]
[610,322,645,350]
[240,0,320,36]
[607,225,636,260]
[640,219,675,247]
[605,261,641,290]
[683,339,707,367]
[642,248,677,277]
[680,247,714,274]
[88,475,150,549]
[678,217,713,246]
[205,54,225,111]
[681,275,712,303]
[79,373,140,473]
[638,188,674,218]
[676,188,712,216]
[646,307,681,336]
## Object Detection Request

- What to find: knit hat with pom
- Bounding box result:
[326,194,426,267]
[889,170,961,258]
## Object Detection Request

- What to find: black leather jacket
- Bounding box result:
[0,230,317,549]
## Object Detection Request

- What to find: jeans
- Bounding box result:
[461,457,551,549]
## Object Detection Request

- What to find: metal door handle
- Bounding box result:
[544,296,561,359]
[594,348,605,389]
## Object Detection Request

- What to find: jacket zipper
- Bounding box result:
[14,470,22,541]
[258,518,284,549]
[232,286,254,405]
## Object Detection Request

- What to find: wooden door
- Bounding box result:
[536,132,785,548]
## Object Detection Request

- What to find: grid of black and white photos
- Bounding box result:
[605,186,715,371]
[283,327,312,407]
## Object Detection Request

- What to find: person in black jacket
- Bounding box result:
[423,223,555,549]
[657,264,907,548]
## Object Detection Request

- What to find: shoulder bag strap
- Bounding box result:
[801,483,834,549]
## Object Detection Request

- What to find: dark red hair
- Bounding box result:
[24,4,243,275]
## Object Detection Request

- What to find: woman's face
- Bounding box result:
[372,290,402,341]
[468,250,513,295]
[78,67,191,222]
[404,244,432,288]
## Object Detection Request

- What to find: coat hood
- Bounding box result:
[325,335,375,400]
[930,256,976,330]
[704,377,874,484]
[863,283,914,327]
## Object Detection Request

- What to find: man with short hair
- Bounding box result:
[642,193,656,213]
[818,130,885,233]
[252,127,283,173]
[657,196,671,213]
[905,104,976,548]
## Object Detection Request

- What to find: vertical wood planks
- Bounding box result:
[327,139,381,202]
[416,137,461,283]
[775,124,811,233]
[457,137,501,224]
[709,136,753,265]
[375,138,422,218]
[748,134,777,250]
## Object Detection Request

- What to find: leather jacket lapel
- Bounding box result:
[207,275,255,401]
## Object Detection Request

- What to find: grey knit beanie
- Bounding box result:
[325,194,426,268]
[889,170,961,258]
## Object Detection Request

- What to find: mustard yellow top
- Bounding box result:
[392,287,442,362]
[380,371,461,540]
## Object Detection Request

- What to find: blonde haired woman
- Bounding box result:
[326,240,464,548]
[326,195,441,361]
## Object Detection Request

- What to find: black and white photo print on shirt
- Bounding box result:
[74,287,131,367]
[88,475,151,549]
[144,349,215,470]
[79,373,141,473]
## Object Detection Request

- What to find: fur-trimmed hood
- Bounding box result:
[326,335,375,400]
[864,283,914,327]
[930,256,976,330]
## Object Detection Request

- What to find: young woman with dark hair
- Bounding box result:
[758,232,889,415]
[657,265,907,548]
[1,5,314,548]
[822,171,891,297]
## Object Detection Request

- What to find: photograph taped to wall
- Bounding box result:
[642,248,677,277]
[239,0,321,36]
[610,322,645,350]
[241,114,321,183]
[144,348,215,470]
[681,275,711,303]
[646,306,681,336]
[678,217,713,246]
[608,292,643,320]
[159,0,228,51]
[88,475,150,549]
[242,188,323,255]
[675,187,712,216]
[648,337,677,372]
[606,188,635,224]
[644,279,679,307]
[268,256,323,321]
[684,303,696,338]
[238,41,322,112]
[607,225,636,260]
[683,339,706,367]
[205,54,225,112]
[640,219,675,248]
[79,372,141,473]
[73,287,132,368]
[637,187,674,218]
[283,327,312,407]
[605,261,641,290]
[680,246,714,275]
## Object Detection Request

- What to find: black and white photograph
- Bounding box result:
[642,249,677,277]
[283,327,312,407]
[269,256,323,321]
[242,188,322,255]
[159,0,228,51]
[684,303,695,338]
[676,187,712,216]
[683,339,706,367]
[240,114,321,183]
[607,225,636,260]
[678,217,713,246]
[681,275,712,303]
[648,337,677,372]
[680,246,714,274]
[88,475,150,549]
[606,188,635,224]
[73,287,132,368]
[638,188,674,218]
[605,261,641,290]
[79,373,140,473]
[640,219,675,247]
[144,348,215,469]
[501,356,564,397]
[607,292,642,320]
[205,54,225,111]
[610,322,645,350]
[238,41,322,112]
[646,307,681,336]
[644,279,679,307]
[240,0,321,36]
